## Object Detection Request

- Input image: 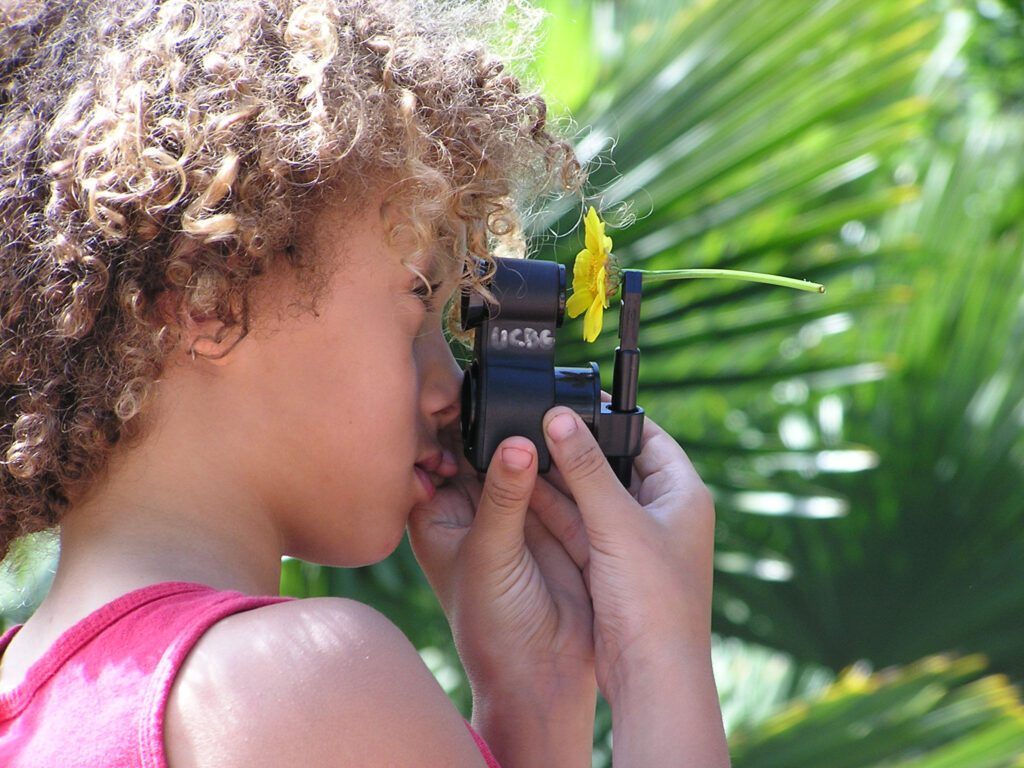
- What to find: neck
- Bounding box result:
[30,483,282,646]
[57,487,284,598]
[10,480,282,672]
[8,361,288,669]
[51,355,289,601]
[0,482,282,691]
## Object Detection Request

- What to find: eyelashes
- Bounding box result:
[412,279,446,311]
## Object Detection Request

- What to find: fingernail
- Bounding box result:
[546,412,577,442]
[502,446,533,470]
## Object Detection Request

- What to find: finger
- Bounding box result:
[407,480,477,609]
[541,463,572,498]
[542,407,636,548]
[632,416,685,478]
[523,510,590,617]
[463,436,539,565]
[631,416,706,508]
[529,475,590,571]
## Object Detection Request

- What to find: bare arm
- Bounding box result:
[164,598,491,768]
[607,647,728,765]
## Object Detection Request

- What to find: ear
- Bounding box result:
[187,319,248,365]
[157,291,249,366]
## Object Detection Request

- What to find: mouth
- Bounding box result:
[414,448,459,502]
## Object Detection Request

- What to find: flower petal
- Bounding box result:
[572,248,593,288]
[583,294,604,342]
[566,289,594,318]
[584,207,605,257]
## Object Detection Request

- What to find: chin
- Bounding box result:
[343,538,405,568]
[363,524,409,565]
[290,523,407,569]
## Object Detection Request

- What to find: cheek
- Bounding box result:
[291,303,424,457]
[338,340,421,456]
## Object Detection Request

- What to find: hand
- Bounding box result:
[407,425,597,737]
[539,406,717,701]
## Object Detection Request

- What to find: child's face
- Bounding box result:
[231,190,463,566]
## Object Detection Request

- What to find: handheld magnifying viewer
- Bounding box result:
[459,256,645,488]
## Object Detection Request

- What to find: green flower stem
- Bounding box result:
[636,268,825,294]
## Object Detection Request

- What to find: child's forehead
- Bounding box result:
[306,192,461,279]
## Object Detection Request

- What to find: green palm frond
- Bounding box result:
[729,655,1024,768]
[722,116,1024,676]
[535,0,932,445]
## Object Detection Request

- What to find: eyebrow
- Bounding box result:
[410,248,460,285]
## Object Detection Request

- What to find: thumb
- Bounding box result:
[464,436,538,566]
[542,407,635,550]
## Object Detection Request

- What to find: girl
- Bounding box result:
[0,1,730,765]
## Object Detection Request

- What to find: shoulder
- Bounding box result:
[164,597,486,768]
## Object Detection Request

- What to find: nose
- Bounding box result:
[418,325,462,430]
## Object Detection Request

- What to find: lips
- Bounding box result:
[414,450,444,502]
[413,464,436,502]
[413,449,458,503]
[416,451,444,474]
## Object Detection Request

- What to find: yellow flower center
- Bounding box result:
[589,262,604,296]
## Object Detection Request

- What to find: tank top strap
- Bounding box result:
[131,584,293,768]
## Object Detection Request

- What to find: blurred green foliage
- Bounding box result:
[964,0,1024,110]
[0,532,56,631]
[730,655,1024,767]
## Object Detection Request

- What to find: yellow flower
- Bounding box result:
[564,206,825,344]
[566,206,615,342]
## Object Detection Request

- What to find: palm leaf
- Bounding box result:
[720,117,1024,676]
[729,655,1024,768]
[0,532,57,632]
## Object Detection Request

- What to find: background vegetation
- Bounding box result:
[3,0,1022,764]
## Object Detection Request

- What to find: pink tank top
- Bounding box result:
[0,581,501,767]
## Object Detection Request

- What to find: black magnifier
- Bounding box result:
[459,257,645,488]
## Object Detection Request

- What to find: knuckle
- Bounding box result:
[486,477,525,511]
[564,442,607,483]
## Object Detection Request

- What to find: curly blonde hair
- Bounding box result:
[0,0,581,559]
